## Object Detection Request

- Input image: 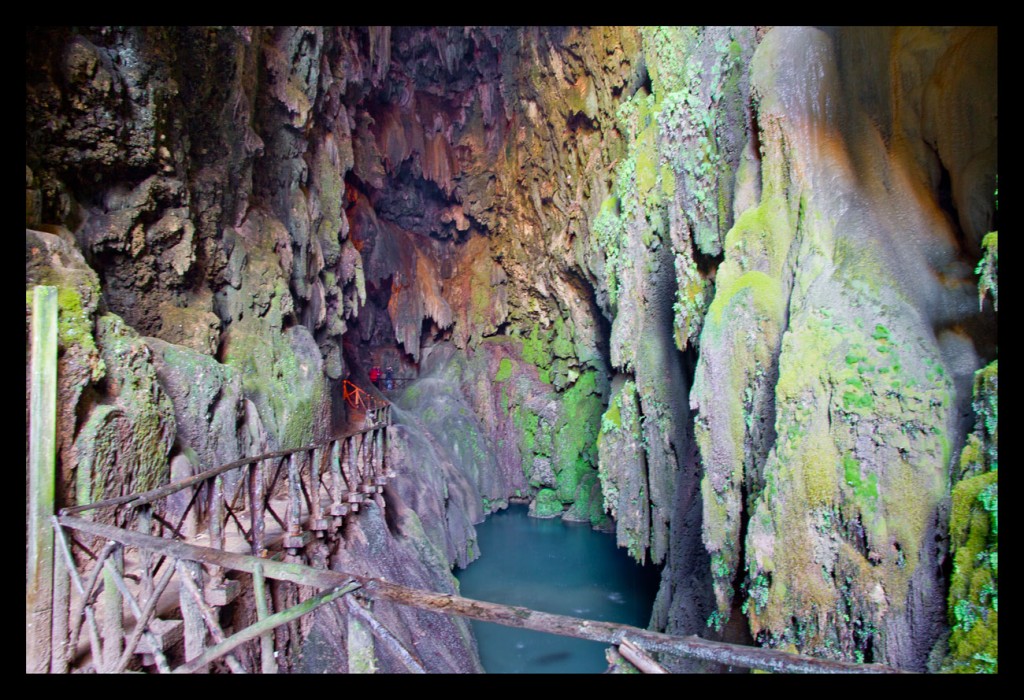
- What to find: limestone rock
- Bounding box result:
[154,303,221,356]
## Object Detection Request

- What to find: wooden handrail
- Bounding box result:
[60,422,388,516]
[343,379,389,412]
[54,514,909,674]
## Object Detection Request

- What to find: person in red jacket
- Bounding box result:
[369,365,381,388]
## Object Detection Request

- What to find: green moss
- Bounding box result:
[843,454,878,507]
[533,488,564,518]
[708,270,784,326]
[519,323,553,383]
[944,469,998,673]
[601,397,622,432]
[635,123,660,197]
[29,285,105,381]
[553,371,602,475]
[660,164,676,198]
[975,230,998,311]
[556,460,592,503]
[495,357,513,382]
[552,315,574,359]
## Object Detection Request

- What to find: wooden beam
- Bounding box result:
[619,637,668,673]
[172,582,361,674]
[56,515,906,674]
[27,285,58,673]
[343,595,426,673]
[175,561,246,673]
[252,563,278,674]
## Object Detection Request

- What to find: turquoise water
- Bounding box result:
[455,504,662,673]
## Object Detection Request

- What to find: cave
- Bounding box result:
[26,26,997,674]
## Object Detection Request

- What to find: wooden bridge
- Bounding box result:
[27,286,906,674]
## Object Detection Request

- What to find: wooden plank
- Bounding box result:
[57,515,906,674]
[27,285,57,674]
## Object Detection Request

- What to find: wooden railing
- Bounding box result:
[47,418,394,674]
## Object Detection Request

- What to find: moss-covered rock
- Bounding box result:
[942,360,998,673]
[597,379,650,561]
[74,314,176,509]
[530,488,563,518]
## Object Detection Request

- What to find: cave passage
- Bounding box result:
[455,504,662,673]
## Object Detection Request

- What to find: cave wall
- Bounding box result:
[26,25,996,673]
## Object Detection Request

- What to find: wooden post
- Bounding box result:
[50,534,70,674]
[27,285,57,673]
[287,453,301,536]
[250,461,266,556]
[180,560,208,673]
[210,474,225,589]
[252,562,278,674]
[102,543,125,671]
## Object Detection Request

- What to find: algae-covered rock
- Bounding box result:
[530,488,563,518]
[691,26,994,670]
[224,318,331,449]
[597,379,650,561]
[74,314,176,508]
[145,336,265,500]
[220,207,331,449]
[941,360,997,673]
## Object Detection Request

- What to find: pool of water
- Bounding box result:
[455,504,662,673]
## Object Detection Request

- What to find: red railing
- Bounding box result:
[342,379,389,413]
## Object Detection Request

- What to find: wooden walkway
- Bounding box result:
[45,392,395,674]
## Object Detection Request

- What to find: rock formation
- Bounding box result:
[26,25,997,673]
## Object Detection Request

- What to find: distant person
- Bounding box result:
[370,366,381,388]
[385,365,394,391]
